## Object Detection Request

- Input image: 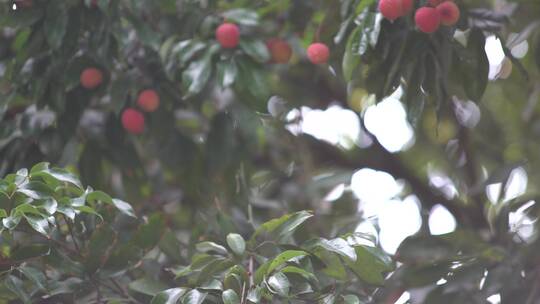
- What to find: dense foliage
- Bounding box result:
[1,0,540,303]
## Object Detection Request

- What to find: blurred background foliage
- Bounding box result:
[1,0,540,303]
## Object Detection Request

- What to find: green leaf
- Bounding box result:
[44,0,68,49]
[85,225,116,273]
[151,288,188,304]
[4,275,31,304]
[404,59,426,125]
[47,278,83,297]
[2,214,21,230]
[182,45,219,97]
[342,295,363,304]
[247,286,263,303]
[31,163,83,189]
[267,272,290,297]
[0,191,10,211]
[313,238,357,261]
[222,9,259,26]
[11,244,51,261]
[86,190,113,204]
[267,250,308,275]
[24,215,50,235]
[320,294,337,304]
[17,181,54,199]
[19,266,47,291]
[217,60,238,87]
[133,213,165,249]
[281,266,318,283]
[396,234,455,264]
[240,40,270,63]
[313,248,348,281]
[182,289,207,304]
[460,28,489,102]
[222,289,241,304]
[128,277,169,297]
[251,211,313,244]
[226,233,246,256]
[200,279,223,291]
[74,205,103,220]
[343,27,361,81]
[196,241,228,255]
[0,209,6,218]
[125,11,160,49]
[38,198,58,215]
[344,246,393,285]
[112,198,136,218]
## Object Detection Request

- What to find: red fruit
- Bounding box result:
[379,0,402,21]
[415,7,441,33]
[436,1,460,26]
[379,0,414,21]
[266,38,292,64]
[307,43,330,64]
[137,89,160,112]
[80,67,103,89]
[121,108,145,135]
[216,23,240,49]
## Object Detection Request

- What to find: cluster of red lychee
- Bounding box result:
[79,67,160,135]
[215,22,330,65]
[379,0,460,33]
[120,89,160,135]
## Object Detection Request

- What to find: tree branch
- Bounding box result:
[300,133,487,228]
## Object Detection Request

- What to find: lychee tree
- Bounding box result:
[1,0,540,303]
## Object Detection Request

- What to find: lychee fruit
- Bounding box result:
[266,38,292,64]
[307,43,330,64]
[136,89,160,112]
[379,0,402,21]
[216,23,240,49]
[80,67,103,89]
[121,108,145,135]
[415,7,441,33]
[436,1,460,26]
[379,0,414,21]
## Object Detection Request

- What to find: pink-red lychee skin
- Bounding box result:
[436,1,460,26]
[266,38,293,64]
[80,68,103,89]
[415,7,441,33]
[379,0,402,21]
[307,43,330,64]
[216,23,240,49]
[121,108,145,135]
[137,89,160,113]
[379,0,413,20]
